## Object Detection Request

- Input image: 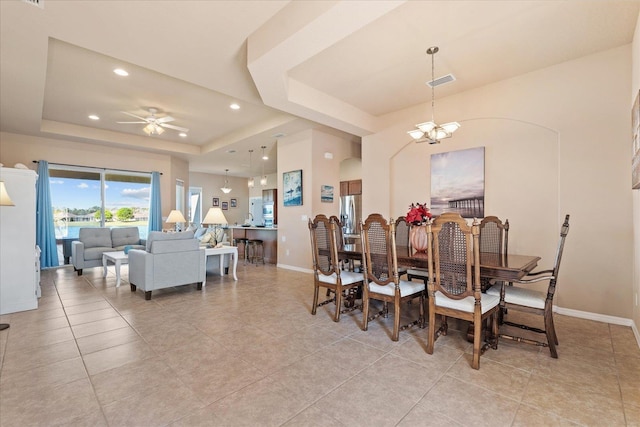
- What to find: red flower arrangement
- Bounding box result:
[406,202,432,225]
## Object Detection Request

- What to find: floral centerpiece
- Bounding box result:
[406,202,432,252]
[406,202,432,225]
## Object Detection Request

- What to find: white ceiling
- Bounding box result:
[1,0,638,177]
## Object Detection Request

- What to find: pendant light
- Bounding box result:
[220,169,232,194]
[247,150,255,188]
[407,46,460,144]
[260,146,268,186]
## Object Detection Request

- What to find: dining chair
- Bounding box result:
[425,213,500,369]
[478,216,509,291]
[396,216,429,285]
[360,214,425,341]
[486,214,570,358]
[308,214,363,322]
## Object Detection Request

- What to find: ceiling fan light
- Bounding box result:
[155,125,164,135]
[143,124,153,135]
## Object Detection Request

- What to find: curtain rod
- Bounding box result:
[32,160,162,175]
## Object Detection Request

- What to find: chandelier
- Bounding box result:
[407,46,460,144]
[220,169,232,194]
[260,146,268,186]
[247,150,255,188]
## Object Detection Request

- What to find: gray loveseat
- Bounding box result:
[128,230,205,300]
[71,227,145,275]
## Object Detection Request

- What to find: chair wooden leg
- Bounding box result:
[491,312,499,350]
[362,297,370,331]
[426,307,436,354]
[419,294,425,328]
[334,288,342,322]
[392,298,401,341]
[311,284,319,315]
[472,316,482,369]
[545,310,558,358]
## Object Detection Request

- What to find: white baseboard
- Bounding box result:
[276,263,313,274]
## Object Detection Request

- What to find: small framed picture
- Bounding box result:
[212,197,220,207]
[230,198,237,208]
[283,169,303,206]
[321,185,334,203]
[222,201,229,210]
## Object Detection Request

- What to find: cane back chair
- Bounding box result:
[426,213,500,369]
[396,217,429,284]
[360,214,425,341]
[479,216,509,291]
[486,214,570,358]
[308,215,363,322]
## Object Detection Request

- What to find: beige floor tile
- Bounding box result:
[511,404,582,426]
[0,377,101,426]
[90,355,182,405]
[522,373,626,425]
[67,306,120,326]
[169,405,228,426]
[63,299,113,315]
[0,356,87,391]
[1,338,79,375]
[4,325,74,353]
[76,325,140,355]
[71,315,130,338]
[82,338,155,375]
[391,333,465,372]
[625,402,640,427]
[102,381,204,426]
[282,405,347,427]
[397,404,464,427]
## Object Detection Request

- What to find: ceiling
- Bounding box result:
[1,1,638,177]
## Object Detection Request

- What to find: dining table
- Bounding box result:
[338,243,541,284]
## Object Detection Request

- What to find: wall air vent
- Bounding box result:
[21,0,43,8]
[427,74,455,88]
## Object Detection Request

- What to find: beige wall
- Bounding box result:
[632,11,640,334]
[277,129,359,270]
[364,45,634,320]
[0,132,185,229]
[189,171,251,227]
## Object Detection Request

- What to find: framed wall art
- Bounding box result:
[212,197,219,207]
[283,169,303,206]
[321,185,334,203]
[221,201,229,210]
[230,198,237,208]
[431,147,485,218]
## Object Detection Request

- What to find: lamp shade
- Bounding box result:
[0,181,15,206]
[165,209,186,224]
[202,207,228,225]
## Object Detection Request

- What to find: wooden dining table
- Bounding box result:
[338,243,541,283]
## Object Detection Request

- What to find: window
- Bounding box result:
[49,165,151,240]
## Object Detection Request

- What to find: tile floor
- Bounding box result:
[0,263,638,426]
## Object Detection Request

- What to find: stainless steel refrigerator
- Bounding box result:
[339,194,362,239]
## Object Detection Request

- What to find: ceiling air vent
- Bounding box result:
[427,74,455,88]
[21,0,43,8]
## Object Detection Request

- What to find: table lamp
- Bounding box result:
[0,180,14,331]
[166,209,186,232]
[202,207,228,246]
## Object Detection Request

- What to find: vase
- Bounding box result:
[409,225,429,253]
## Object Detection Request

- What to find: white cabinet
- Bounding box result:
[0,167,38,315]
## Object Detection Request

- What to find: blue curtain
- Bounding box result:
[148,171,162,232]
[36,160,60,268]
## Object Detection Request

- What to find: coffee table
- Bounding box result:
[204,246,238,285]
[102,251,128,287]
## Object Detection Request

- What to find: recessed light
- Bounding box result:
[229,103,240,110]
[88,115,100,120]
[113,68,129,77]
[179,132,187,137]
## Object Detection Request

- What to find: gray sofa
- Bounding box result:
[71,227,145,275]
[128,230,206,300]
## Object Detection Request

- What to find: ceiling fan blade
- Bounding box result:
[160,123,189,132]
[155,116,175,123]
[121,111,149,121]
[116,121,147,124]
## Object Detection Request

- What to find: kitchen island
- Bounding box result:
[229,226,277,264]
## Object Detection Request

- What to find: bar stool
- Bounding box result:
[233,238,250,263]
[247,239,264,264]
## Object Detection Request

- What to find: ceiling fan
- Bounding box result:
[117,107,189,136]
